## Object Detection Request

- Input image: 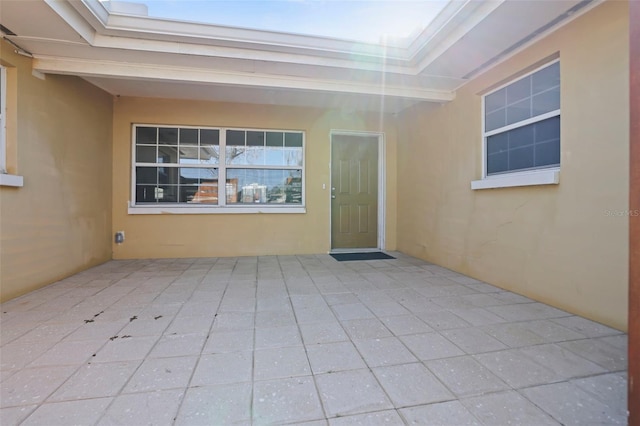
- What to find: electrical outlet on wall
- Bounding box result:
[115,231,125,244]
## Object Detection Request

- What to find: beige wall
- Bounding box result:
[112,98,397,259]
[0,41,114,302]
[396,1,629,330]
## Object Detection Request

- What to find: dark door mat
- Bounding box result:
[330,252,395,261]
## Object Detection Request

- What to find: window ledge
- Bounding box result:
[471,169,559,190]
[128,205,306,215]
[0,173,24,187]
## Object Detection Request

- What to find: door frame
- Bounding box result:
[329,130,386,252]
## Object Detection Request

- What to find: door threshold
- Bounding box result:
[330,248,381,254]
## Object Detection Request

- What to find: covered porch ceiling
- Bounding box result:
[0,0,599,113]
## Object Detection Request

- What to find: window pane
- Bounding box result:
[226,169,302,204]
[190,183,219,204]
[180,128,198,145]
[136,167,157,184]
[509,125,534,149]
[509,146,535,170]
[485,88,506,113]
[157,185,178,202]
[226,146,246,164]
[247,131,265,146]
[159,128,178,145]
[532,61,560,94]
[285,133,303,147]
[485,108,506,132]
[284,148,303,166]
[159,167,179,185]
[265,146,284,165]
[136,127,157,144]
[266,132,284,147]
[506,75,531,104]
[201,129,219,145]
[179,167,219,184]
[487,151,508,175]
[179,147,199,164]
[506,98,531,126]
[227,130,245,146]
[532,87,560,115]
[535,140,560,167]
[158,146,178,163]
[486,132,508,155]
[535,116,560,143]
[136,145,156,163]
[200,146,220,164]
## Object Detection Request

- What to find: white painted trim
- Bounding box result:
[0,174,24,187]
[128,206,305,214]
[0,66,6,174]
[471,169,559,190]
[33,56,455,103]
[329,130,386,251]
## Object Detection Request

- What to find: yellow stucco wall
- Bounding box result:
[112,97,397,259]
[0,41,114,302]
[396,1,629,330]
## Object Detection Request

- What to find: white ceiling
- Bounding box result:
[0,0,599,113]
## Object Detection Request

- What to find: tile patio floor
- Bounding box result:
[0,253,628,425]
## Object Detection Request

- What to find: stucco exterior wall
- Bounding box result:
[0,42,114,302]
[396,1,629,330]
[112,97,397,259]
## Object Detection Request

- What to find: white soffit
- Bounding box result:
[0,0,600,111]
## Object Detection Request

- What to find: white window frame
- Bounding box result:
[0,65,23,187]
[472,59,561,190]
[129,124,306,214]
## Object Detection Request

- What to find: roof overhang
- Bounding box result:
[0,0,601,113]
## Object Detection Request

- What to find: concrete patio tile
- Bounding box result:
[425,355,510,397]
[211,312,255,331]
[0,365,77,408]
[352,336,418,367]
[148,333,207,358]
[328,410,405,425]
[373,363,454,407]
[28,339,106,367]
[362,301,411,317]
[176,382,252,425]
[164,315,214,335]
[449,307,507,326]
[571,372,627,410]
[255,309,297,328]
[49,361,140,402]
[440,327,508,354]
[306,342,366,374]
[399,333,465,361]
[474,349,559,388]
[480,322,547,347]
[399,401,481,425]
[122,355,197,393]
[521,319,585,343]
[316,369,393,417]
[98,389,184,426]
[190,351,253,386]
[255,325,303,349]
[518,343,605,379]
[461,390,560,425]
[254,346,311,380]
[414,310,471,330]
[550,316,622,338]
[379,315,434,336]
[253,376,324,424]
[331,303,375,321]
[92,335,159,362]
[21,397,112,426]
[558,337,628,371]
[202,329,254,353]
[0,405,37,425]
[521,381,627,425]
[487,303,570,321]
[341,318,393,340]
[299,321,349,344]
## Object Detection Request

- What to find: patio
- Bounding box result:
[0,253,628,425]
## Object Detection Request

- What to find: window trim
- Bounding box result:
[129,124,306,213]
[0,64,23,188]
[473,59,561,190]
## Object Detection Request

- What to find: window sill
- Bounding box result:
[471,169,559,190]
[0,174,24,187]
[128,205,306,215]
